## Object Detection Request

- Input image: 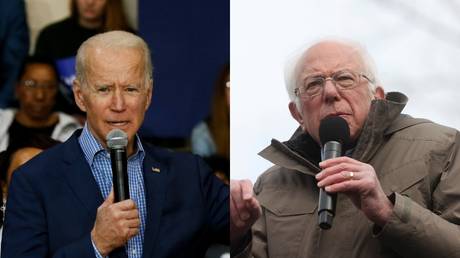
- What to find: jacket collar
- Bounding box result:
[260,92,416,175]
[351,92,408,162]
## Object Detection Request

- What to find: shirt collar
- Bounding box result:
[78,123,145,165]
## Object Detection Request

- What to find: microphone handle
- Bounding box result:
[318,141,341,229]
[110,148,129,202]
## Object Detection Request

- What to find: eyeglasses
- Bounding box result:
[20,79,57,92]
[294,70,373,98]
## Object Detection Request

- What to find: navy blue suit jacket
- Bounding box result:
[1,130,229,257]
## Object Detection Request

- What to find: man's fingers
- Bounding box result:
[119,208,139,220]
[319,156,361,168]
[127,227,140,239]
[103,190,115,206]
[240,180,254,200]
[113,199,137,211]
[230,180,250,218]
[230,180,243,203]
[246,196,262,220]
[324,179,360,193]
[316,162,361,180]
[230,193,245,227]
[230,179,261,228]
[317,170,359,188]
[124,217,141,229]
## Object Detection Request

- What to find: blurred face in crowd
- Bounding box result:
[73,46,152,155]
[16,63,58,122]
[4,147,43,196]
[75,0,107,26]
[289,41,384,143]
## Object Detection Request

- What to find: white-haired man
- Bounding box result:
[2,31,229,258]
[230,39,460,257]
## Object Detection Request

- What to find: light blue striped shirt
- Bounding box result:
[78,125,146,258]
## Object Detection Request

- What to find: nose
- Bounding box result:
[110,88,126,112]
[322,78,340,102]
[35,88,45,100]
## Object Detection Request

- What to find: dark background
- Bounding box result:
[138,0,230,138]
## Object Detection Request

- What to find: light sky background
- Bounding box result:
[231,0,460,182]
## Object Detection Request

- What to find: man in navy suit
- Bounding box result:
[1,31,229,258]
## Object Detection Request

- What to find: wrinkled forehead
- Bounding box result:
[297,41,365,75]
[87,46,143,66]
[85,47,145,77]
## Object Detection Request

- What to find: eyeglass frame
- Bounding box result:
[294,69,374,99]
[19,79,58,92]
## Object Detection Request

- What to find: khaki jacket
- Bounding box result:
[234,92,460,258]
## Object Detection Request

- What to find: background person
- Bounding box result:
[34,0,133,118]
[0,135,60,255]
[0,56,80,152]
[191,64,230,184]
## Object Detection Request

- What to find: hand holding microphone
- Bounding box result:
[316,117,394,228]
[91,190,140,256]
[91,129,139,255]
[317,116,350,229]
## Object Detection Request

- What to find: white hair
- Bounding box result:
[284,38,381,110]
[75,30,153,88]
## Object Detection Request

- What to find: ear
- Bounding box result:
[73,80,87,112]
[289,101,304,125]
[144,79,153,111]
[374,86,385,100]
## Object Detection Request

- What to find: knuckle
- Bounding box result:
[112,211,121,220]
[129,200,136,208]
[242,179,250,184]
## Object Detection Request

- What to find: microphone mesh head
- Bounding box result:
[319,116,350,147]
[106,129,128,148]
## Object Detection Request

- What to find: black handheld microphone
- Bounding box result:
[106,129,129,202]
[318,116,350,229]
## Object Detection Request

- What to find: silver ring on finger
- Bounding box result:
[348,171,355,180]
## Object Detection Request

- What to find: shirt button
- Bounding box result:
[132,249,137,254]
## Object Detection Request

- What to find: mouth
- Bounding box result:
[323,112,351,120]
[107,121,129,127]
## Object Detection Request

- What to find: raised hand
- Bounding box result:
[230,179,261,245]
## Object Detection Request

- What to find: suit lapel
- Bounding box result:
[142,148,168,258]
[61,132,104,219]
